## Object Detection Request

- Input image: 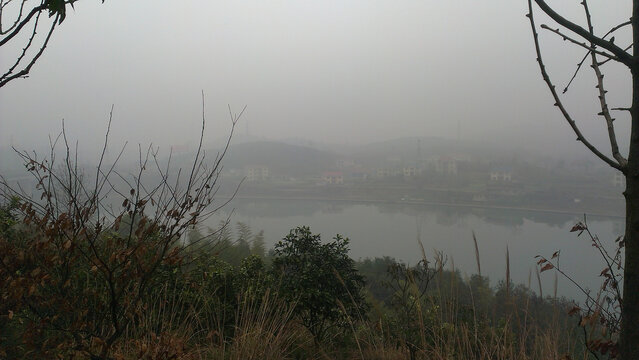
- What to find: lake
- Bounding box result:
[207,198,624,301]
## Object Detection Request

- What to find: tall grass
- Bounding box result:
[347,234,587,360]
[218,289,300,360]
[112,283,305,359]
[107,236,585,360]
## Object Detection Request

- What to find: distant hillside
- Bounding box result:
[347,137,535,165]
[221,141,340,177]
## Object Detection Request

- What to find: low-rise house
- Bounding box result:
[349,169,370,181]
[472,193,487,202]
[490,166,513,182]
[245,166,269,182]
[376,168,401,178]
[322,171,344,185]
[403,167,419,177]
[433,156,458,175]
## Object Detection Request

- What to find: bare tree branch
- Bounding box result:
[526,0,625,171]
[540,24,619,61]
[599,44,632,67]
[534,0,634,66]
[0,0,29,35]
[0,3,45,46]
[582,0,627,168]
[0,1,105,88]
[560,21,630,94]
[563,51,590,94]
[0,12,57,87]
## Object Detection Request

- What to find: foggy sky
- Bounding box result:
[0,0,632,160]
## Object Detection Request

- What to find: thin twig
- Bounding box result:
[540,24,619,61]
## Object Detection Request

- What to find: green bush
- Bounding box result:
[271,226,368,343]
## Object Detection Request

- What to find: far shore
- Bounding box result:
[216,194,625,219]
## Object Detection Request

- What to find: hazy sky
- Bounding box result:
[0,0,632,158]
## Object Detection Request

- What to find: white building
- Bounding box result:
[490,167,512,182]
[613,172,625,187]
[245,166,269,182]
[322,171,344,185]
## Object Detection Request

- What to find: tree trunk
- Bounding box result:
[621,15,639,353]
[622,170,639,359]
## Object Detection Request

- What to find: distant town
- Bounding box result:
[212,137,625,217]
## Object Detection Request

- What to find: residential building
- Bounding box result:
[322,171,344,185]
[403,167,419,177]
[490,167,512,182]
[434,156,458,175]
[245,166,269,182]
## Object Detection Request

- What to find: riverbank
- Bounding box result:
[217,193,625,219]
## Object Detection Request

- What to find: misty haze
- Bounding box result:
[0,1,635,359]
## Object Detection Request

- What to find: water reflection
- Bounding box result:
[225,198,610,229]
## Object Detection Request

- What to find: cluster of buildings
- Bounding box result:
[242,154,516,188]
[240,152,624,206]
[222,147,623,212]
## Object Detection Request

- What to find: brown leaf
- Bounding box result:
[568,306,581,316]
[570,222,586,232]
[8,310,13,320]
[540,263,554,273]
[114,215,122,230]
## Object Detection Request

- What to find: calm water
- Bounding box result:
[207,198,624,300]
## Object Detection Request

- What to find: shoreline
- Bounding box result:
[217,194,625,219]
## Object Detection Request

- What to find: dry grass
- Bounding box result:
[108,234,587,360]
[211,289,301,360]
[111,284,306,360]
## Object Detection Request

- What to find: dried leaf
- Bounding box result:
[540,263,554,273]
[568,306,580,316]
[570,223,586,232]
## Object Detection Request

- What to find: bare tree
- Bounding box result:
[0,0,101,88]
[527,0,637,358]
